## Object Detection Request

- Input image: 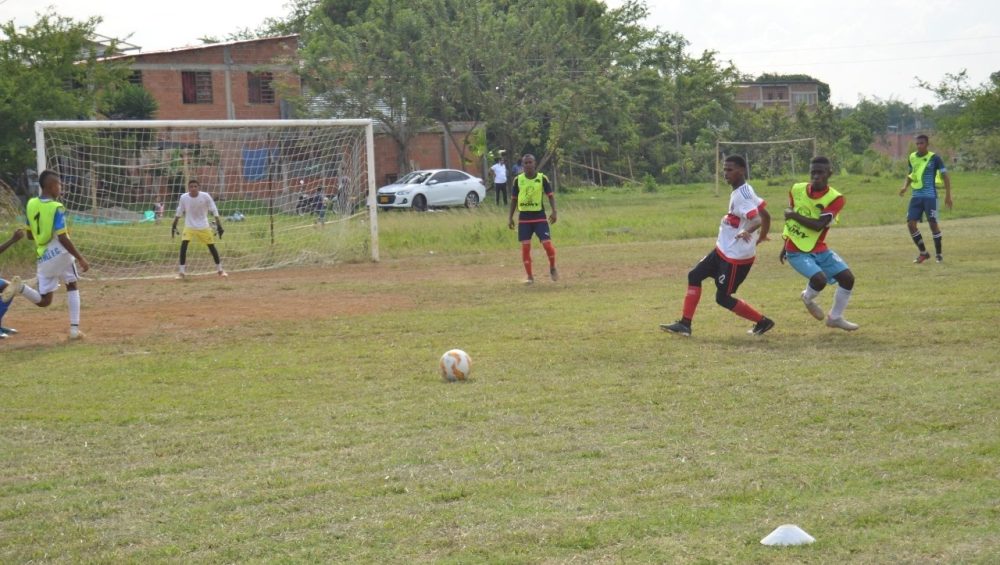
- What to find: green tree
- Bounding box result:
[0,10,131,188]
[919,70,1000,169]
[100,83,158,120]
[627,31,739,182]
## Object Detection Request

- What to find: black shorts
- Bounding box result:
[689,249,753,295]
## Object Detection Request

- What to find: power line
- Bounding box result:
[735,49,1000,69]
[719,35,1000,56]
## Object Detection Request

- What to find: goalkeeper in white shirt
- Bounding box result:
[171,179,227,279]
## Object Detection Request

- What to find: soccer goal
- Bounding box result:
[714,137,816,195]
[34,119,379,279]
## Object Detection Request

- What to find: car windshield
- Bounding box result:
[398,171,431,185]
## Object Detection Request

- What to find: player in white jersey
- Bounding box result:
[171,180,227,279]
[661,155,774,337]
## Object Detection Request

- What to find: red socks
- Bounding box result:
[682,285,701,320]
[731,299,763,322]
[521,242,533,278]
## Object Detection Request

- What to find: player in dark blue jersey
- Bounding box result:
[899,134,952,263]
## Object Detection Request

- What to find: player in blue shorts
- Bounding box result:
[899,134,952,263]
[780,156,859,331]
[0,228,26,339]
[507,154,558,284]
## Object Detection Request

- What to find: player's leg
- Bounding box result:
[207,244,227,277]
[908,199,930,262]
[0,280,12,337]
[177,239,190,279]
[822,251,859,331]
[928,202,942,261]
[661,250,715,335]
[517,222,534,283]
[537,223,558,281]
[65,273,82,340]
[714,260,772,334]
[786,251,827,321]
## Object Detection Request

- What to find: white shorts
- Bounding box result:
[36,249,78,294]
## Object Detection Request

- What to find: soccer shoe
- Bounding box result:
[69,327,85,340]
[801,291,825,320]
[175,273,186,280]
[825,316,859,331]
[522,276,534,285]
[660,320,692,337]
[550,267,559,282]
[0,330,7,339]
[748,317,776,336]
[914,252,931,264]
[0,326,17,335]
[218,270,229,278]
[936,254,943,263]
[1,276,23,302]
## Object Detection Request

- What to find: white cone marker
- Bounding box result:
[760,524,816,546]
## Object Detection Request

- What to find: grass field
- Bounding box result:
[2,173,1000,563]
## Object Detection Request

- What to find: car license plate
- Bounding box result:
[378,195,390,203]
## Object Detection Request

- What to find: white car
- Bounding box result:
[376,169,486,211]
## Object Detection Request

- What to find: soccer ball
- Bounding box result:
[440,349,472,382]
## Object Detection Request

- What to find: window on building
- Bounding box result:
[248,71,275,104]
[792,92,818,106]
[182,71,213,104]
[128,70,143,86]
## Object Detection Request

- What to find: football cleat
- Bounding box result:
[748,317,776,336]
[914,252,931,264]
[660,320,692,337]
[825,316,859,331]
[1,276,23,302]
[801,291,825,320]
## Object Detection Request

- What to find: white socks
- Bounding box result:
[67,289,81,327]
[21,284,42,304]
[830,286,852,319]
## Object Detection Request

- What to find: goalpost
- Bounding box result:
[34,119,379,279]
[714,137,816,196]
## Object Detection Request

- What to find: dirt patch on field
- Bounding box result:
[0,259,501,349]
[1,244,685,349]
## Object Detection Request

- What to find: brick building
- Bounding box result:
[102,35,482,187]
[736,80,821,114]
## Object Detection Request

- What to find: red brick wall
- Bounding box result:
[129,37,299,120]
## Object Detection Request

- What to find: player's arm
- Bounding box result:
[899,167,912,196]
[507,178,519,229]
[939,157,953,209]
[0,228,24,254]
[57,232,89,272]
[784,208,833,232]
[544,177,557,224]
[214,214,224,238]
[757,205,771,243]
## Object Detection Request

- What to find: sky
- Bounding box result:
[4,0,999,107]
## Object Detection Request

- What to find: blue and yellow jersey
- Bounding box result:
[907,151,947,199]
[25,197,68,258]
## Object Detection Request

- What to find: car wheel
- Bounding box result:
[413,194,428,211]
[465,191,480,208]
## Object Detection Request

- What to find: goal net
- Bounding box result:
[34,119,379,279]
[715,137,816,195]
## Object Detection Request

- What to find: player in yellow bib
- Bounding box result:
[780,157,859,331]
[1,170,91,340]
[507,154,559,284]
[171,179,227,279]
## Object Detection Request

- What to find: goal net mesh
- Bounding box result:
[36,120,375,279]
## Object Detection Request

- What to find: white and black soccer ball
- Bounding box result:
[439,349,472,382]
